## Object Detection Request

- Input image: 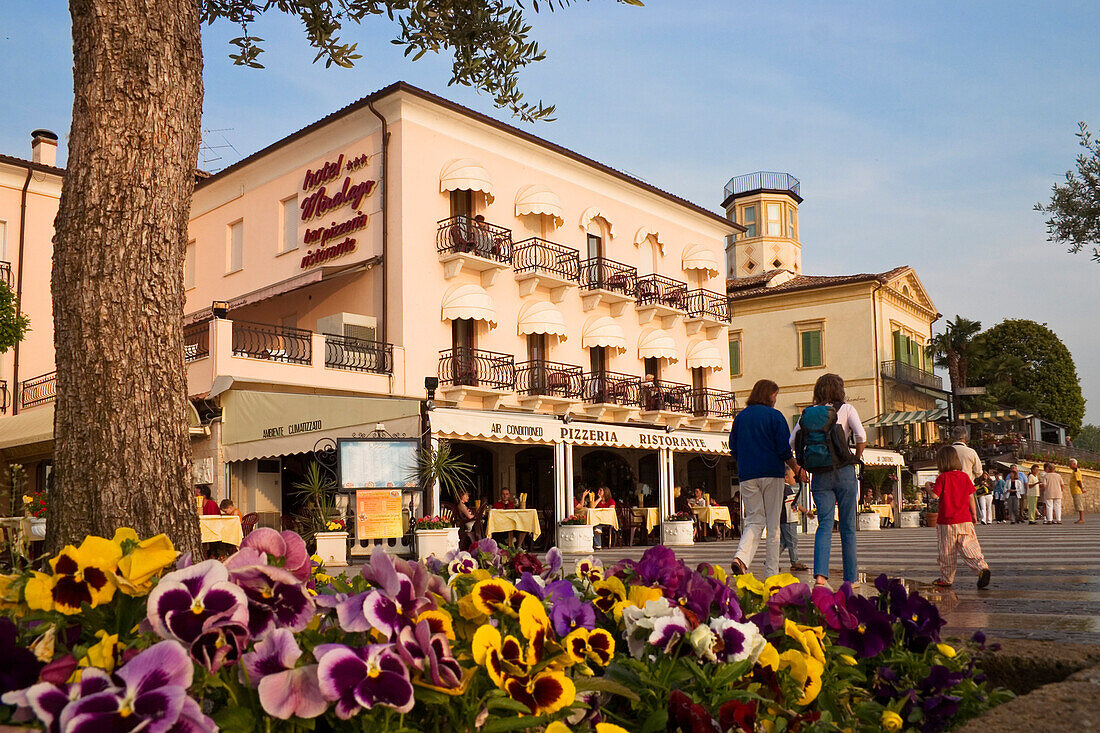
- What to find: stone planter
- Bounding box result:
[416,528,460,562]
[857,513,881,531]
[314,531,349,567]
[924,512,939,528]
[661,520,695,547]
[28,517,46,541]
[557,524,594,553]
[899,511,922,528]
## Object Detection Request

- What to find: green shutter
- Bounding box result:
[729,339,741,375]
[892,331,904,362]
[801,329,822,368]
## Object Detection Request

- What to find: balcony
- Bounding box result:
[325,334,393,374]
[183,319,400,399]
[580,257,637,314]
[438,347,515,408]
[436,215,513,286]
[0,261,11,288]
[880,360,944,392]
[580,371,640,421]
[638,379,692,428]
[19,371,56,410]
[513,237,579,300]
[687,388,738,429]
[683,288,731,334]
[515,360,582,413]
[0,380,7,414]
[635,274,687,325]
[723,171,801,201]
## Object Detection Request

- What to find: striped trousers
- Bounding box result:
[937,522,988,584]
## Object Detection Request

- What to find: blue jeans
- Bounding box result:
[779,522,799,564]
[811,464,859,582]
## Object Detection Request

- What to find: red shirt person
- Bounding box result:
[933,470,977,525]
[197,486,220,515]
[492,488,517,509]
[594,487,616,508]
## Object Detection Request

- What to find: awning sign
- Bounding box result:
[356,489,404,540]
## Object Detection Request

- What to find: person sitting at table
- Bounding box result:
[197,486,220,515]
[456,490,478,532]
[595,487,616,508]
[219,499,241,518]
[591,486,616,549]
[490,488,527,549]
[493,487,517,509]
[687,487,707,508]
[573,489,593,512]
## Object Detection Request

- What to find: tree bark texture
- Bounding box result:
[49,0,203,555]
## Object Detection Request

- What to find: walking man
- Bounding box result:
[1070,459,1088,524]
[951,426,983,482]
[1004,465,1026,524]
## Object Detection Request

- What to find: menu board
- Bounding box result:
[355,489,404,540]
[338,438,419,489]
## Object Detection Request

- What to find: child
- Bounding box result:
[780,468,811,572]
[932,446,991,589]
[219,498,241,518]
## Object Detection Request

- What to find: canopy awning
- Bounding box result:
[862,448,907,467]
[441,283,497,326]
[221,391,421,462]
[581,316,626,352]
[638,328,678,362]
[957,409,1032,424]
[864,408,948,427]
[681,243,720,276]
[0,406,54,453]
[439,159,494,203]
[685,339,722,370]
[579,207,616,238]
[514,184,563,226]
[517,301,568,339]
[633,226,665,252]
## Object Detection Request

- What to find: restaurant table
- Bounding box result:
[486,509,542,540]
[582,507,619,530]
[869,503,895,526]
[200,515,244,546]
[692,504,732,527]
[633,507,660,533]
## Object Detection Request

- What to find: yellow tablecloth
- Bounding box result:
[200,515,244,546]
[633,508,660,533]
[692,505,732,527]
[486,509,542,540]
[582,507,619,530]
[869,504,894,524]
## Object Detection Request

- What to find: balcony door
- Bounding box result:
[527,333,548,394]
[691,367,706,415]
[452,318,478,386]
[586,233,604,288]
[450,189,474,219]
[589,346,609,402]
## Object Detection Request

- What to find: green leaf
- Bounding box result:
[481,713,552,732]
[211,706,257,733]
[573,676,641,701]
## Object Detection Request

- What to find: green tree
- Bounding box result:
[1036,121,1100,261]
[0,280,29,354]
[50,0,641,555]
[968,319,1086,435]
[928,315,982,418]
[1074,424,1100,452]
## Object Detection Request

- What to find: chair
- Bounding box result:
[241,513,259,535]
[617,506,644,547]
[449,224,475,253]
[724,499,742,536]
[712,507,732,541]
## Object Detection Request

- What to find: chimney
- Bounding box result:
[31,129,58,167]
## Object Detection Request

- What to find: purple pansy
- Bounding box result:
[225,553,316,638]
[516,572,576,604]
[446,551,477,576]
[241,629,301,687]
[550,596,596,638]
[361,549,449,606]
[191,620,250,674]
[239,527,311,582]
[395,620,462,689]
[838,595,895,659]
[317,644,414,718]
[0,616,42,696]
[811,584,858,631]
[239,629,327,720]
[542,547,563,576]
[147,559,250,646]
[709,617,767,663]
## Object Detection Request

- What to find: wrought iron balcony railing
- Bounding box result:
[684,288,731,322]
[581,371,641,406]
[439,347,515,390]
[0,261,11,288]
[636,274,687,310]
[880,360,943,391]
[513,237,580,282]
[0,380,7,414]
[689,388,739,418]
[515,360,583,399]
[231,321,312,364]
[325,333,393,374]
[580,257,637,296]
[19,371,56,409]
[183,321,210,362]
[639,379,692,413]
[436,215,513,264]
[724,171,801,200]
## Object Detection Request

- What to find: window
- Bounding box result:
[788,209,796,239]
[741,206,756,238]
[797,323,824,369]
[892,329,924,369]
[587,233,603,260]
[227,220,243,274]
[184,240,196,290]
[0,220,6,261]
[449,189,473,219]
[691,367,705,391]
[766,203,782,236]
[280,196,298,254]
[590,346,608,375]
[527,333,547,363]
[728,334,741,377]
[643,357,661,381]
[452,318,477,350]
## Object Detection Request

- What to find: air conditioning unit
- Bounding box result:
[316,313,377,342]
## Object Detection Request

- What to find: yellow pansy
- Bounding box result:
[29,624,56,662]
[457,592,488,622]
[756,642,780,671]
[518,594,550,639]
[502,668,575,716]
[25,536,122,615]
[616,584,664,621]
[778,650,824,706]
[79,630,120,672]
[596,725,631,733]
[563,628,616,667]
[763,572,801,598]
[784,619,826,666]
[546,723,571,733]
[0,573,22,611]
[936,643,957,659]
[736,573,765,597]
[469,578,516,616]
[24,571,55,612]
[417,608,456,640]
[112,529,177,596]
[592,576,627,618]
[881,710,904,731]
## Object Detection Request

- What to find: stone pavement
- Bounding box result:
[579,523,1100,644]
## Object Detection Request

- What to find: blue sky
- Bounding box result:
[3,1,1099,423]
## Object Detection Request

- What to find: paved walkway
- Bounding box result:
[577,523,1100,644]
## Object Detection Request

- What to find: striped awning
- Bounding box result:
[957,409,1032,424]
[864,408,947,427]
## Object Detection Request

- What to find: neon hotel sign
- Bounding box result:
[298,152,377,269]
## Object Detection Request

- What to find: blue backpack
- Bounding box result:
[795,404,858,474]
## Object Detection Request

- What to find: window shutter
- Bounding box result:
[893,331,904,362]
[729,339,741,375]
[801,330,822,368]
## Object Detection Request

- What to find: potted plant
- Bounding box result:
[857,507,881,531]
[412,515,460,561]
[292,462,347,565]
[410,441,473,559]
[314,518,349,567]
[558,514,594,553]
[899,503,923,528]
[22,484,47,541]
[662,510,695,547]
[923,498,940,528]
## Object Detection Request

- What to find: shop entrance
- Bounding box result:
[580,450,635,504]
[686,456,719,494]
[515,446,554,512]
[449,441,495,504]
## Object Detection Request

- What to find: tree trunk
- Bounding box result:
[49,0,203,555]
[946,358,962,421]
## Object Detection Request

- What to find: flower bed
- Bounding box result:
[0,529,1010,732]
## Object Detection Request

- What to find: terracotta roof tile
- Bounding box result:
[727,266,911,300]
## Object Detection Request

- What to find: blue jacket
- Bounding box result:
[730,403,794,481]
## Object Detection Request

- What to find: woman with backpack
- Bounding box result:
[790,373,866,587]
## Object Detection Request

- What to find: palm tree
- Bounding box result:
[411,441,474,512]
[929,315,982,418]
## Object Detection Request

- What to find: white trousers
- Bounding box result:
[1045,498,1062,523]
[734,476,785,579]
[977,494,994,524]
